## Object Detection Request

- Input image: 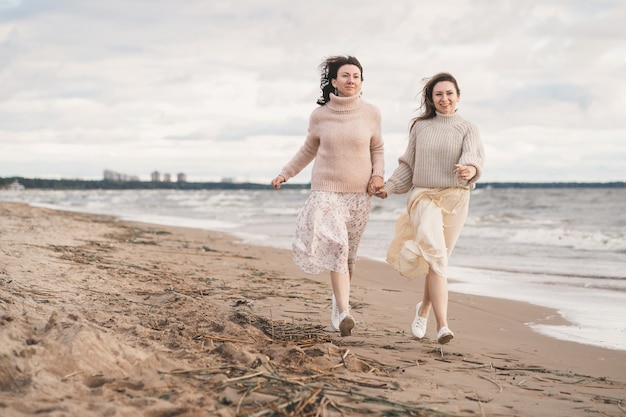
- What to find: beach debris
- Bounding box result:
[197,364,449,417]
[478,374,503,392]
[231,310,331,346]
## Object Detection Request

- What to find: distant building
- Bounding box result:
[104,169,139,182]
[177,173,187,183]
[151,171,160,182]
[7,180,25,191]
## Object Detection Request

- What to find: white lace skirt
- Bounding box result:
[292,191,371,275]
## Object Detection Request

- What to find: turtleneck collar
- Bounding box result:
[434,110,461,125]
[326,93,364,113]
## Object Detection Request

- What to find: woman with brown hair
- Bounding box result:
[377,72,485,344]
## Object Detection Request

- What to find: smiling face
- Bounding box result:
[432,80,460,114]
[331,64,362,97]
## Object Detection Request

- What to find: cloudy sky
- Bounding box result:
[1,0,624,183]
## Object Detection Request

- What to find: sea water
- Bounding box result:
[1,187,625,351]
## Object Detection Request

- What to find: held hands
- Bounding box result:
[367,165,475,200]
[271,175,285,190]
[368,176,387,199]
[454,164,477,181]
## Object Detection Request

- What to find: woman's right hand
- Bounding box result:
[271,175,286,190]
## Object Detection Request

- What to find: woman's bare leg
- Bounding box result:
[425,269,448,331]
[331,271,351,313]
[418,274,432,318]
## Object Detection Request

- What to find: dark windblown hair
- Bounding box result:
[316,55,363,106]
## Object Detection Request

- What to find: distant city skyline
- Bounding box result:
[103,169,187,183]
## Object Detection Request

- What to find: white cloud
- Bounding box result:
[0,0,624,183]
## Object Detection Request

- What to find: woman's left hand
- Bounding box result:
[454,164,477,181]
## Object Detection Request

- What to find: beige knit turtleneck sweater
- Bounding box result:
[278,94,384,193]
[385,111,485,194]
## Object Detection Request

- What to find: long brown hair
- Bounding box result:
[410,72,460,130]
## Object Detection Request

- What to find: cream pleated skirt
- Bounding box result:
[386,187,470,279]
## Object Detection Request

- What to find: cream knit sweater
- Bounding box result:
[385,111,485,194]
[278,94,384,193]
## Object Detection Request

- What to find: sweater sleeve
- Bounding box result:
[384,133,416,195]
[459,121,486,186]
[369,106,385,178]
[278,113,320,181]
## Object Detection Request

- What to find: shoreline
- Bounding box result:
[2,188,625,352]
[1,201,624,416]
[227,229,626,353]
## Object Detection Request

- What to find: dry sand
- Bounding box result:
[1,201,624,416]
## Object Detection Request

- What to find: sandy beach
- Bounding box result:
[1,201,624,416]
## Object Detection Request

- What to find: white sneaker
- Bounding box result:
[411,302,428,338]
[338,310,355,337]
[437,327,454,345]
[330,294,340,331]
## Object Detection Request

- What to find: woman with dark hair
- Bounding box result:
[272,55,385,337]
[376,72,485,344]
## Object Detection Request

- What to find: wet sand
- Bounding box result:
[1,201,624,416]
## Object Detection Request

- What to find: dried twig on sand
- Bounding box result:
[216,367,450,417]
[232,310,331,345]
[478,374,503,392]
